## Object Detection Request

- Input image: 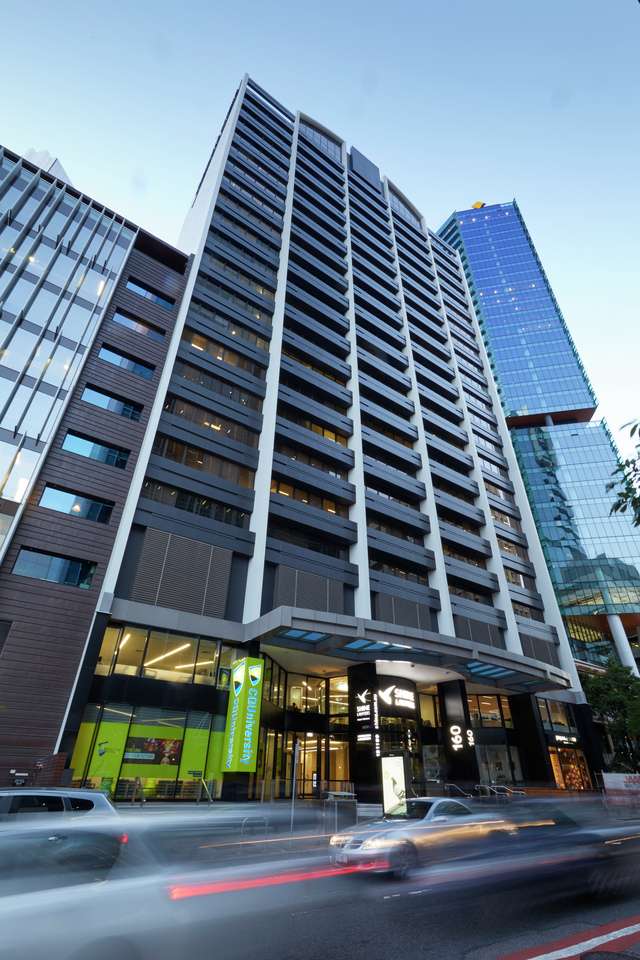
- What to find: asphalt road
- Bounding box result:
[196,867,640,960]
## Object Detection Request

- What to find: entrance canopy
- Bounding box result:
[246,607,571,694]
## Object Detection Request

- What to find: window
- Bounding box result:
[62,432,129,469]
[367,516,423,545]
[152,435,254,489]
[490,506,522,532]
[163,396,257,447]
[141,479,248,527]
[126,278,174,310]
[504,567,537,591]
[13,548,96,589]
[39,485,113,523]
[98,345,155,380]
[9,795,65,815]
[142,632,198,684]
[270,478,347,517]
[111,309,165,342]
[278,407,348,446]
[174,360,262,411]
[182,328,265,380]
[81,386,142,421]
[419,694,439,727]
[369,558,428,585]
[329,677,348,719]
[512,600,544,622]
[299,121,342,161]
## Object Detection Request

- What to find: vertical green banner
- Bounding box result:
[222,657,264,773]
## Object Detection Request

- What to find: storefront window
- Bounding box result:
[329,676,348,723]
[118,707,186,800]
[328,736,349,786]
[549,746,591,791]
[539,698,575,732]
[287,675,305,712]
[478,696,501,727]
[112,627,147,677]
[95,626,119,675]
[548,700,571,730]
[193,638,219,685]
[285,674,326,713]
[217,645,236,689]
[500,696,514,728]
[419,693,439,728]
[305,677,326,714]
[468,694,512,728]
[476,744,518,784]
[142,632,198,683]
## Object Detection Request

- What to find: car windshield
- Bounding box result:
[385,800,433,820]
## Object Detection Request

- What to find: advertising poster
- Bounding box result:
[381,755,406,814]
[123,737,182,765]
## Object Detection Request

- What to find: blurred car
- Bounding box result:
[329,796,511,876]
[0,788,116,820]
[479,799,640,899]
[0,808,337,959]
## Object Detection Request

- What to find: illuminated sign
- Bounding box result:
[222,657,264,772]
[555,734,578,744]
[449,723,475,752]
[377,684,416,711]
[381,756,406,813]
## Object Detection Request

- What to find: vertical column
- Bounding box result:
[607,614,639,676]
[437,680,479,786]
[343,152,372,619]
[241,116,300,623]
[382,180,454,635]
[509,694,553,784]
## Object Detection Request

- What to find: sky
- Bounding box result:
[3,0,638,454]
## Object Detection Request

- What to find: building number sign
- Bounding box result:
[449,723,475,752]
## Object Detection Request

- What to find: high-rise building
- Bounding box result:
[0,80,600,800]
[439,201,640,674]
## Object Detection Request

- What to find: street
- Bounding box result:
[203,871,640,959]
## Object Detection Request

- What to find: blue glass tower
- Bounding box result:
[440,201,640,670]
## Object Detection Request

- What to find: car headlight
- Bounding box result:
[330,834,351,847]
[361,835,396,851]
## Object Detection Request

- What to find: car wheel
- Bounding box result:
[585,860,634,900]
[390,843,418,880]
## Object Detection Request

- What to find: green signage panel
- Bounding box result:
[222,657,264,773]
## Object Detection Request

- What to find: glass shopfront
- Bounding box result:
[75,621,591,800]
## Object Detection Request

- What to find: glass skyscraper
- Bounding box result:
[440,201,640,671]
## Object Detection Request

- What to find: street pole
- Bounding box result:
[290,739,300,833]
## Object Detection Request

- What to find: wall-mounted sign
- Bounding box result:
[222,657,264,772]
[377,683,416,712]
[449,723,475,752]
[554,733,578,744]
[381,755,406,813]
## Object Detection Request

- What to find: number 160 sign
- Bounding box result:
[449,724,475,752]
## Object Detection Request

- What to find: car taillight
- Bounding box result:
[119,833,129,845]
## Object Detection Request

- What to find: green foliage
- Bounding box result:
[583,659,640,772]
[607,419,640,527]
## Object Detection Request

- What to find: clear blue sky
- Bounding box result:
[5,0,638,453]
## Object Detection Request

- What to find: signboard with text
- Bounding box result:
[221,657,264,773]
[603,773,640,807]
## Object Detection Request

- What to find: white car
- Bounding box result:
[0,788,116,820]
[329,796,510,877]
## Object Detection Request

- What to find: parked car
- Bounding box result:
[0,788,116,820]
